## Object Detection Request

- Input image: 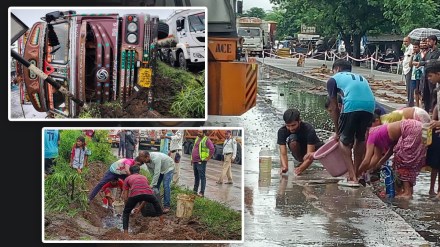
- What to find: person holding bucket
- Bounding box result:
[326,59,375,187]
[277,108,324,175]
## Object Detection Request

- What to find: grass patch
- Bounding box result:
[170,185,241,240]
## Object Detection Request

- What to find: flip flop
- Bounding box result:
[337,179,360,187]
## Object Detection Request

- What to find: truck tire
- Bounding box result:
[234,143,242,165]
[158,22,169,40]
[183,142,190,154]
[178,51,187,70]
[188,143,194,157]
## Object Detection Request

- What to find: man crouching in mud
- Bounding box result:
[278,108,324,175]
[122,165,163,235]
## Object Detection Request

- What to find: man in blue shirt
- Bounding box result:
[44,129,60,175]
[326,59,375,187]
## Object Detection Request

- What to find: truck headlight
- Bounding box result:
[127,33,137,44]
[193,53,204,58]
[127,22,138,32]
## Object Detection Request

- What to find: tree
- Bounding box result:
[271,0,390,65]
[243,7,266,19]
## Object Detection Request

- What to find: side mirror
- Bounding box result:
[237,1,243,14]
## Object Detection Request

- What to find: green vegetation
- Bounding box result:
[269,0,440,60]
[170,186,241,239]
[45,130,116,215]
[79,101,122,119]
[158,62,205,118]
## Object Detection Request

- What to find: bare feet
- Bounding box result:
[159,215,164,224]
[429,190,437,197]
[395,193,413,200]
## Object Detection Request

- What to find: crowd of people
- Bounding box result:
[278,58,440,200]
[44,128,239,235]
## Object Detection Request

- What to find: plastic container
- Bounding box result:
[313,136,348,177]
[259,145,272,175]
[380,160,395,198]
[422,123,432,146]
[176,194,196,218]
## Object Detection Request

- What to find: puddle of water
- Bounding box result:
[102,214,123,230]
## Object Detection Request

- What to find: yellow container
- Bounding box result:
[422,123,432,146]
[176,194,196,218]
[259,156,272,174]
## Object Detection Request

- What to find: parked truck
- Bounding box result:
[138,130,161,151]
[158,9,205,70]
[183,130,242,164]
[237,17,264,57]
[16,10,168,117]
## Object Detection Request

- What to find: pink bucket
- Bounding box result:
[313,136,348,177]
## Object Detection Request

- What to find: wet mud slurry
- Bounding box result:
[99,75,178,118]
[44,161,223,241]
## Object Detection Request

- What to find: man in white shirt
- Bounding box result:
[217,130,237,184]
[163,130,183,184]
[403,36,414,106]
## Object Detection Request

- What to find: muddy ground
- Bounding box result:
[44,161,221,241]
[98,74,181,119]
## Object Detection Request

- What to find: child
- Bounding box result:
[100,178,123,209]
[70,136,91,174]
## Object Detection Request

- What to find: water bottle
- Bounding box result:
[381,160,395,198]
[259,145,272,175]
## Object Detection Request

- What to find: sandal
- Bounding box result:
[337,178,360,187]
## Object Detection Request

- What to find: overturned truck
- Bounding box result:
[20,10,168,117]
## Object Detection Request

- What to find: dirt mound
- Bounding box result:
[99,75,181,118]
[45,160,227,241]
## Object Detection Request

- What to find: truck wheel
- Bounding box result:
[168,51,176,67]
[234,143,242,164]
[188,143,194,156]
[158,22,169,40]
[178,52,187,70]
[183,142,190,154]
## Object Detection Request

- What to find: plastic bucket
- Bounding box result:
[112,200,125,215]
[313,136,348,177]
[176,194,196,218]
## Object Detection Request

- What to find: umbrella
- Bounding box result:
[408,28,440,40]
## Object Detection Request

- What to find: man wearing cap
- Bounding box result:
[277,108,324,176]
[217,130,237,184]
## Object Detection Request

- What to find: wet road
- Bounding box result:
[207,68,436,246]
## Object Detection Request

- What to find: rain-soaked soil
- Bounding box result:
[99,75,178,118]
[44,161,221,241]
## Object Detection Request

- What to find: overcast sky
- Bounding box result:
[10,7,180,27]
[243,0,274,11]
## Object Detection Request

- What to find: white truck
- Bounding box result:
[237,17,264,57]
[158,9,206,70]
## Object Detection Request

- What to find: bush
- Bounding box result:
[45,129,117,214]
[45,159,88,213]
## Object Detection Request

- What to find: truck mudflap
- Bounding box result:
[23,22,47,112]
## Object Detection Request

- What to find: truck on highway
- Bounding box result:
[237,17,264,57]
[158,9,205,70]
[182,130,242,164]
[138,130,161,151]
